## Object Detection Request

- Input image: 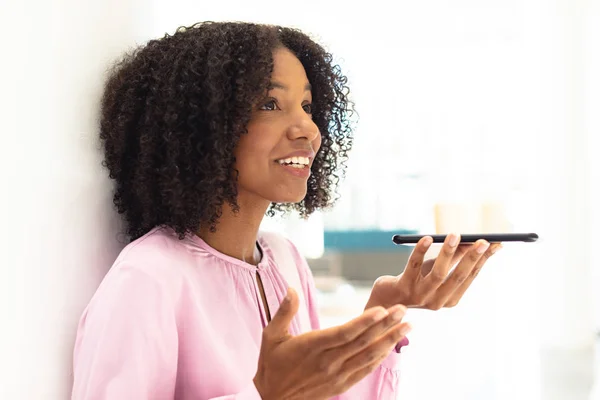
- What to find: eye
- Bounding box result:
[259,99,280,111]
[302,103,314,114]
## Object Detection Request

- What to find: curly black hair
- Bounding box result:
[100,21,354,241]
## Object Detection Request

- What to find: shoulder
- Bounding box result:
[115,226,197,275]
[259,230,304,262]
[258,230,291,250]
[85,227,206,314]
[258,230,311,279]
[95,226,200,302]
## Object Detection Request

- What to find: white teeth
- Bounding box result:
[277,156,309,166]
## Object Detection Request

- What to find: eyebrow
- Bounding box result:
[268,81,312,92]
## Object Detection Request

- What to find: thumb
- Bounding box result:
[265,287,299,340]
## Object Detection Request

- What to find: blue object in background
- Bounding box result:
[324,229,418,253]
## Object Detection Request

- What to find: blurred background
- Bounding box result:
[1,0,599,399]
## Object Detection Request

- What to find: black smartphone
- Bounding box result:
[391,233,539,245]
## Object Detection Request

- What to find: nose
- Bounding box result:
[286,113,320,142]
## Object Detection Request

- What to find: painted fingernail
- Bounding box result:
[448,233,460,247]
[477,241,490,254]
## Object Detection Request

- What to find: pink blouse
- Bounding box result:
[72,226,405,399]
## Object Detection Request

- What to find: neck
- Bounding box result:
[197,194,270,265]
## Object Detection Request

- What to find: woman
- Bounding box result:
[72,21,501,399]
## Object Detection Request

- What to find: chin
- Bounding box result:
[270,189,308,204]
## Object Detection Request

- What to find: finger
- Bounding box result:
[445,243,502,307]
[424,233,461,287]
[263,287,299,342]
[401,236,434,281]
[451,244,470,265]
[317,306,390,349]
[420,259,435,276]
[340,322,412,375]
[342,338,404,392]
[422,244,469,277]
[328,305,407,362]
[425,240,490,309]
[337,351,390,394]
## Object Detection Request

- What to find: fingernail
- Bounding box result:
[491,243,502,254]
[400,323,412,336]
[477,241,490,254]
[373,308,389,322]
[423,236,433,247]
[391,306,406,321]
[448,233,460,247]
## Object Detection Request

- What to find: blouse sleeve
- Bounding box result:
[71,265,179,400]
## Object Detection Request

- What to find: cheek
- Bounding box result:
[233,141,254,178]
[233,132,272,174]
[240,120,283,157]
[235,147,261,175]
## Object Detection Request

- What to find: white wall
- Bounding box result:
[0,0,155,397]
[1,0,597,398]
[584,0,600,335]
[584,3,600,394]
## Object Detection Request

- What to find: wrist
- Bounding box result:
[365,292,399,311]
[366,276,408,310]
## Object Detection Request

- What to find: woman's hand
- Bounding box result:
[365,234,502,310]
[253,288,411,400]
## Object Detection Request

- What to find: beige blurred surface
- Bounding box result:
[434,202,512,234]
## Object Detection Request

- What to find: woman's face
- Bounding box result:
[234,47,321,206]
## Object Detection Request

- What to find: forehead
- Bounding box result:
[271,48,309,84]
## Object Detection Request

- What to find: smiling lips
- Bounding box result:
[275,153,313,178]
[277,156,310,168]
